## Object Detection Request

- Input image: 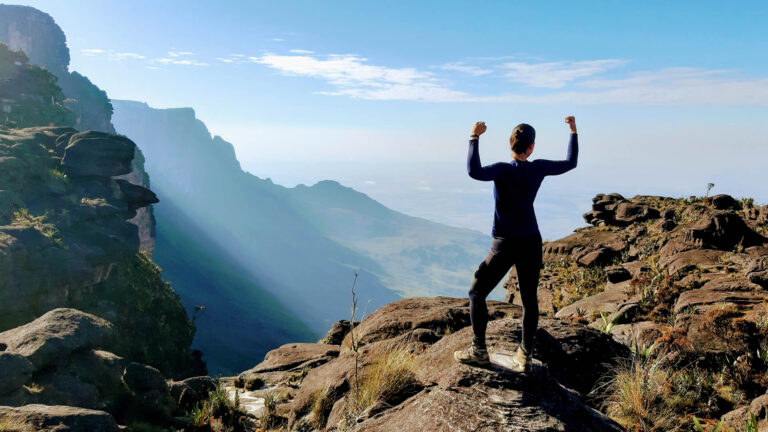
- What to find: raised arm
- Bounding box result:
[538,116,579,176]
[467,122,503,181]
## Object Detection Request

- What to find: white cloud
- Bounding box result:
[364,180,377,185]
[81,48,105,56]
[155,57,209,66]
[272,38,285,42]
[217,57,235,63]
[240,51,768,106]
[110,52,145,61]
[251,53,468,101]
[168,51,194,57]
[440,62,492,76]
[289,49,314,54]
[500,59,626,88]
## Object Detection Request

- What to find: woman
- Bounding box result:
[454,116,579,372]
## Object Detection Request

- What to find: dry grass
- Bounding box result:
[0,418,35,432]
[548,259,607,310]
[598,353,676,432]
[187,380,247,432]
[337,345,419,429]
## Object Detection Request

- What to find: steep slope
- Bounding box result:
[0,4,155,255]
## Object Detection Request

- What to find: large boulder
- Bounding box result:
[321,320,357,345]
[658,248,725,277]
[0,404,120,432]
[721,393,768,431]
[62,131,136,177]
[542,230,625,266]
[345,319,624,432]
[0,352,34,395]
[169,376,217,411]
[555,280,639,324]
[685,211,766,250]
[342,297,520,346]
[0,309,114,369]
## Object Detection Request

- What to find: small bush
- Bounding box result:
[187,380,247,432]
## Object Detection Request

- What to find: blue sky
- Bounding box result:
[9,0,768,237]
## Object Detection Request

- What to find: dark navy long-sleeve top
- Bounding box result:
[467,133,578,238]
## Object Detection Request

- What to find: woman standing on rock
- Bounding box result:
[454,116,579,372]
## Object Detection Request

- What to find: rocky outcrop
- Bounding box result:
[0,309,200,429]
[231,297,626,431]
[0,405,120,432]
[0,126,196,378]
[0,309,113,370]
[0,5,156,255]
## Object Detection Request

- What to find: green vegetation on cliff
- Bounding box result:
[0,43,74,128]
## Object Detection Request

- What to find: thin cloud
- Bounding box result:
[155,57,209,66]
[500,59,626,88]
[168,51,194,57]
[289,49,314,54]
[251,53,468,101]
[81,48,105,56]
[110,52,145,61]
[440,62,492,76]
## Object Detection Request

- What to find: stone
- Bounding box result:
[710,194,739,210]
[606,265,631,283]
[350,319,624,432]
[321,320,357,345]
[341,297,520,347]
[0,352,33,395]
[673,276,766,314]
[114,179,159,210]
[0,404,120,432]
[122,362,168,393]
[542,230,625,266]
[658,248,725,276]
[611,321,663,350]
[685,212,766,250]
[555,281,639,324]
[62,131,136,177]
[614,202,660,226]
[169,376,217,411]
[721,393,768,431]
[0,309,114,370]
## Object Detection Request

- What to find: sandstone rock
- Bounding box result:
[0,404,120,432]
[611,321,663,350]
[342,297,520,347]
[543,230,625,266]
[122,362,168,393]
[721,393,768,431]
[114,179,158,210]
[658,248,725,276]
[62,131,136,177]
[0,309,114,369]
[321,320,357,345]
[0,352,33,395]
[673,276,766,314]
[685,212,766,250]
[555,281,639,324]
[606,265,631,283]
[710,194,739,210]
[169,376,217,411]
[614,202,660,226]
[349,319,624,432]
[249,343,341,374]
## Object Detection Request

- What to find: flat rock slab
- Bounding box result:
[0,308,114,370]
[674,276,766,314]
[555,281,638,321]
[0,404,120,432]
[245,343,340,374]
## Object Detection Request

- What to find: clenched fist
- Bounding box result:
[471,121,487,137]
[565,116,577,134]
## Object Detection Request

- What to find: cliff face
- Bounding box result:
[0,125,199,377]
[0,5,155,255]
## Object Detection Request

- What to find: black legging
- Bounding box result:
[469,234,542,352]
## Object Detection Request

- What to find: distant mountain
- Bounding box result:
[111,100,491,373]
